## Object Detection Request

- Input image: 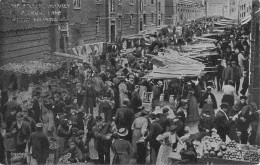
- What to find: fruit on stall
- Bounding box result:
[217,152,223,158]
[220,144,227,151]
[243,151,260,162]
[204,151,209,157]
[210,151,216,157]
[226,140,238,150]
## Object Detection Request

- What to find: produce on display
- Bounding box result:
[0,60,62,75]
[196,133,260,163]
[58,153,71,164]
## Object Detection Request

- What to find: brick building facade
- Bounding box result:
[0,0,165,64]
[165,0,205,26]
[0,0,54,64]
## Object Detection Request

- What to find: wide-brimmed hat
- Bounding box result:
[220,102,229,109]
[117,128,128,137]
[95,115,103,122]
[168,125,178,132]
[206,86,212,90]
[240,96,247,100]
[36,123,43,128]
[231,61,236,64]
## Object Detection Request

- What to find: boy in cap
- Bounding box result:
[63,138,83,163]
[28,123,50,165]
[9,112,31,152]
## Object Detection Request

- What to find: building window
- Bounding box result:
[130,14,133,26]
[151,12,154,23]
[143,14,146,24]
[118,15,122,26]
[140,0,143,11]
[159,2,161,12]
[151,0,154,4]
[111,0,115,12]
[144,0,146,5]
[22,0,30,4]
[73,0,81,9]
[96,0,101,3]
[96,16,100,34]
[118,0,122,3]
[131,0,134,4]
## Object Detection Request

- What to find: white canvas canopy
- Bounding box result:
[241,15,251,25]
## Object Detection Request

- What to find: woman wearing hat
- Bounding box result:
[186,90,200,124]
[111,128,133,165]
[156,125,183,165]
[131,110,148,156]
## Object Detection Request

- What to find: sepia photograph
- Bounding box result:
[0,0,260,164]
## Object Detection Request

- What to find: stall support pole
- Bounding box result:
[249,0,260,108]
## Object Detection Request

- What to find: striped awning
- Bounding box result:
[178,0,199,6]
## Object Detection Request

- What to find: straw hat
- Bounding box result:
[118,128,128,137]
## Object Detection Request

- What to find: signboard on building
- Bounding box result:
[207,4,223,16]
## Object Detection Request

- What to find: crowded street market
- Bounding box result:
[0,15,259,165]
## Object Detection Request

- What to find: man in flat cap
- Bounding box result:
[28,123,50,165]
[231,61,241,95]
[92,115,114,164]
[214,103,238,142]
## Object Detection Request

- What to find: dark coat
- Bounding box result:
[10,121,31,145]
[214,110,235,142]
[152,85,161,102]
[232,66,241,82]
[76,90,86,107]
[92,123,112,153]
[198,115,214,132]
[28,131,50,164]
[115,107,134,129]
[158,114,169,133]
[0,133,5,164]
[222,66,234,82]
[31,98,41,123]
[145,121,162,149]
[84,86,96,107]
[200,92,217,109]
[111,139,133,165]
[131,91,142,112]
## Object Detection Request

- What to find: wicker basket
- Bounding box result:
[4,138,16,152]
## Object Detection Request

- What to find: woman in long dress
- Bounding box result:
[156,125,182,165]
[131,111,148,155]
[111,128,133,165]
[186,91,200,123]
[118,79,129,107]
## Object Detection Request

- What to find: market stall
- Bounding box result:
[169,132,260,165]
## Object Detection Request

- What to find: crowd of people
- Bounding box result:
[0,17,259,165]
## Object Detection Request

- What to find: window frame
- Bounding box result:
[73,0,81,9]
[96,16,100,34]
[130,14,134,27]
[111,0,116,12]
